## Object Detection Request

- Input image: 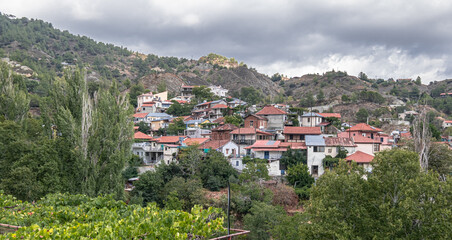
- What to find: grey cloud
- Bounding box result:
[2,0,452,82]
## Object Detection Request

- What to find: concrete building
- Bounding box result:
[255,105,287,131]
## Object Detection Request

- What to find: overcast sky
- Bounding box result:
[1,0,452,83]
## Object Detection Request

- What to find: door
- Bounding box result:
[264,151,269,159]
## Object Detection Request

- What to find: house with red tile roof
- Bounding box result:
[136,102,156,113]
[230,127,274,155]
[183,138,209,146]
[338,123,385,155]
[133,112,149,123]
[134,131,153,141]
[210,124,238,141]
[351,135,382,155]
[318,113,341,119]
[256,105,287,131]
[346,151,374,172]
[324,137,357,157]
[283,126,321,142]
[244,140,287,161]
[199,139,239,158]
[244,114,268,129]
[443,120,452,129]
[155,136,186,145]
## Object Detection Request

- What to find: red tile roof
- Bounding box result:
[176,100,188,104]
[324,137,356,147]
[245,140,281,149]
[182,85,196,88]
[212,104,228,109]
[198,101,212,106]
[183,138,209,146]
[400,132,412,138]
[141,103,155,107]
[211,124,238,132]
[156,136,185,144]
[213,117,225,124]
[200,140,231,150]
[133,113,148,118]
[134,131,153,140]
[352,135,381,144]
[231,128,256,135]
[346,151,374,163]
[256,105,287,115]
[347,123,382,132]
[283,126,321,135]
[256,130,274,136]
[279,142,307,149]
[445,120,452,123]
[319,113,341,119]
[245,114,267,120]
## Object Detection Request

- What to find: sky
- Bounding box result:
[1,0,452,83]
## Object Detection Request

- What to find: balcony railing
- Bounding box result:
[232,139,255,145]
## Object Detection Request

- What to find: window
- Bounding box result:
[328,148,332,153]
[380,137,384,143]
[307,118,310,123]
[250,121,254,127]
[236,161,239,166]
[290,134,294,140]
[301,135,305,140]
[314,146,325,152]
[374,144,380,152]
[226,149,229,154]
[312,165,319,176]
[143,108,145,110]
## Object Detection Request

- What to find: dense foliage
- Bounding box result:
[0,192,225,239]
[300,149,452,239]
[0,63,133,201]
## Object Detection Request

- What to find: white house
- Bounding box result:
[200,139,239,158]
[305,135,326,178]
[208,85,229,97]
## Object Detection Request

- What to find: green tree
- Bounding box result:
[163,177,205,211]
[157,81,166,93]
[224,114,243,127]
[240,158,270,182]
[166,117,186,135]
[415,76,422,85]
[316,90,325,103]
[356,108,369,123]
[243,202,286,240]
[300,149,452,239]
[41,70,133,199]
[239,86,262,105]
[200,150,238,191]
[279,148,307,170]
[166,101,193,116]
[286,163,314,200]
[0,62,30,121]
[193,86,214,102]
[137,121,150,133]
[302,92,315,107]
[358,71,368,81]
[129,83,146,107]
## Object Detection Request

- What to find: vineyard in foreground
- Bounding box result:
[0,192,225,239]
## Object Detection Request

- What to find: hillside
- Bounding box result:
[0,13,280,98]
[2,13,452,119]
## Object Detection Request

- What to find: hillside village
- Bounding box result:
[1,12,452,239]
[129,83,452,184]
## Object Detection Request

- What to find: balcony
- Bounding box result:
[232,139,255,145]
[144,156,163,165]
